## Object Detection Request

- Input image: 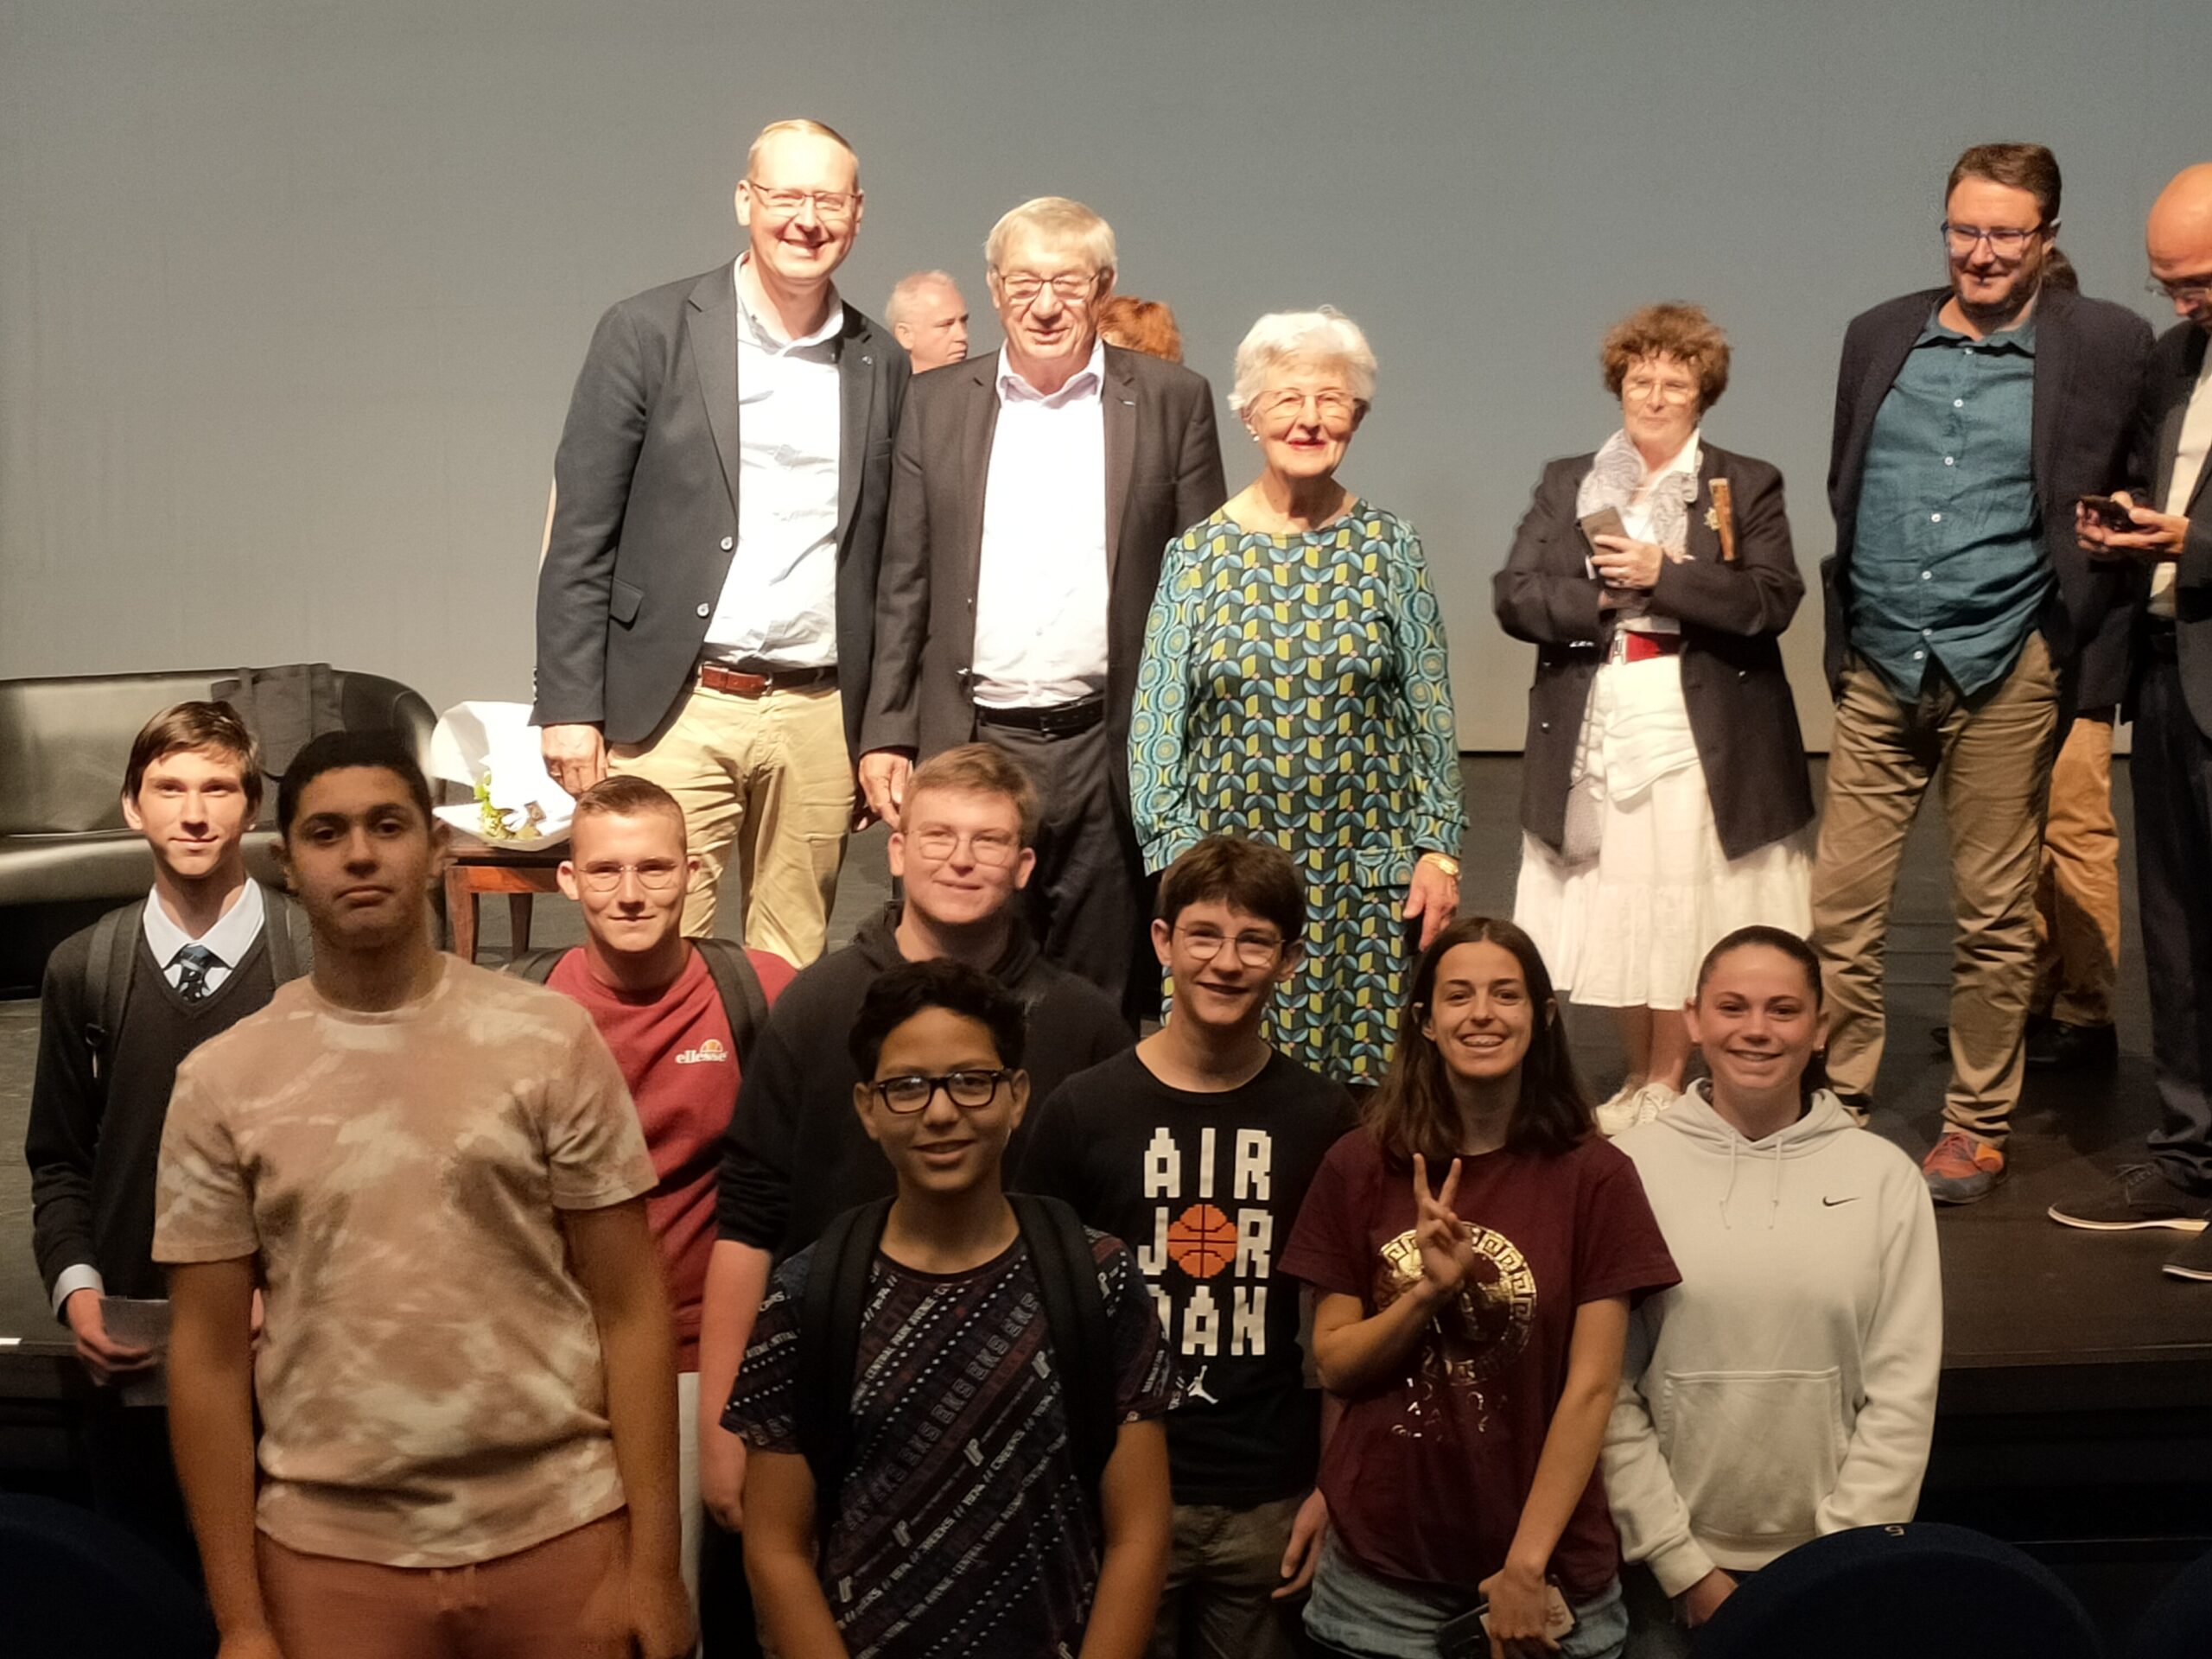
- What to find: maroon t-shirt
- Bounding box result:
[1281,1128,1678,1599]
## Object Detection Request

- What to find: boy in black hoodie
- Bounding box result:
[696,742,1129,1534]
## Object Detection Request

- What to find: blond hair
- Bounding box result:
[984,197,1116,277]
[746,118,859,185]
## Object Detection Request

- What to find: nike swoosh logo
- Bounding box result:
[1822,1196,1860,1207]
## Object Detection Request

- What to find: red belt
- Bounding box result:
[697,662,837,696]
[1617,632,1685,664]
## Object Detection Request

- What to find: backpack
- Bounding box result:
[505,938,771,1065]
[82,888,313,1082]
[792,1193,1117,1520]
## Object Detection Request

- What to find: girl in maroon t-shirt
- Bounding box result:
[1281,917,1678,1659]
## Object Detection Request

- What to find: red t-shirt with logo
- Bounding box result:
[1281,1128,1678,1600]
[549,945,793,1368]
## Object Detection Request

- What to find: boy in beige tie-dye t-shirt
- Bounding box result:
[156,953,658,1567]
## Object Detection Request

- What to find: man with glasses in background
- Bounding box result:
[534,118,908,963]
[1810,143,2150,1204]
[696,744,1128,1546]
[2051,163,2212,1277]
[859,197,1226,1020]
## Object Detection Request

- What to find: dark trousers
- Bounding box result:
[2132,640,2212,1193]
[982,719,1149,1020]
[79,1392,200,1586]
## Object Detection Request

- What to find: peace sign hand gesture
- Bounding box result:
[1410,1154,1476,1309]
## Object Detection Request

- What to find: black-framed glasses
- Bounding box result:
[870,1069,1013,1114]
[908,826,1022,867]
[1940,220,2046,257]
[576,860,683,893]
[1174,925,1287,967]
[2147,276,2212,307]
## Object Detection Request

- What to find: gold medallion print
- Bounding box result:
[1376,1224,1538,1434]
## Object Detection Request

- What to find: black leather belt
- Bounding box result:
[2147,620,2179,660]
[975,695,1106,739]
[697,661,837,696]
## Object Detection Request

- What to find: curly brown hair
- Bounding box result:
[1599,302,1731,410]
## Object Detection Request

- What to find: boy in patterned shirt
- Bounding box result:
[155,731,692,1659]
[728,959,1178,1658]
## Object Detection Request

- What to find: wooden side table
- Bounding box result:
[443,842,566,963]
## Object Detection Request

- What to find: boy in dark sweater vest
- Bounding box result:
[25,701,308,1574]
[1020,837,1353,1658]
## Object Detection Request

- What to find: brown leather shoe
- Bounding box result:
[1923,1130,2005,1205]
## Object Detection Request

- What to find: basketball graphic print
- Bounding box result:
[1166,1204,1236,1279]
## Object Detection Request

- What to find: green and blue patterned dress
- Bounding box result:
[1130,502,1466,1082]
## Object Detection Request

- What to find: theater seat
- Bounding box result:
[1698,1522,2105,1659]
[0,1493,217,1657]
[2128,1543,2212,1659]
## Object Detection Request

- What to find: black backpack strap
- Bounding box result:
[261,888,315,986]
[693,938,771,1067]
[500,946,573,986]
[794,1198,894,1516]
[84,902,144,1083]
[1010,1193,1118,1499]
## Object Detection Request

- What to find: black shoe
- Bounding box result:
[2026,1020,2118,1071]
[2049,1162,2212,1231]
[2165,1229,2212,1281]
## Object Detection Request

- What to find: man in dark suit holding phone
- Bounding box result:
[1809,143,2151,1205]
[2050,163,2212,1277]
[859,197,1226,1015]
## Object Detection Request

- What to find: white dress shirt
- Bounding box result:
[702,257,844,667]
[52,880,269,1313]
[2153,345,2212,620]
[971,341,1111,708]
[1616,432,1700,637]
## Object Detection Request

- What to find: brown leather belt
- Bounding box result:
[697,661,837,696]
[975,695,1107,739]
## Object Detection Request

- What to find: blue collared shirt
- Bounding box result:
[1850,309,2045,697]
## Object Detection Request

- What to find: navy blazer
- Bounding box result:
[1821,283,2151,699]
[1495,443,1815,861]
[532,263,909,756]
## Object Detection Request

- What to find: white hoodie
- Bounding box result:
[1599,1084,1942,1596]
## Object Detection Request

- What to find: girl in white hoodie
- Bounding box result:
[1599,925,1941,1656]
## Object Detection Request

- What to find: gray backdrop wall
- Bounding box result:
[2,1,2199,750]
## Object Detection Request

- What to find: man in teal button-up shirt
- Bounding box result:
[1811,143,2151,1206]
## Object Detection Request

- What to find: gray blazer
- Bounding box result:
[860,345,1226,791]
[2138,321,2212,740]
[531,262,909,756]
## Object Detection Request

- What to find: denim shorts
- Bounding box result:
[1302,1536,1628,1659]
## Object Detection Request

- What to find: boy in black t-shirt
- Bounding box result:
[1020,838,1354,1659]
[728,961,1177,1659]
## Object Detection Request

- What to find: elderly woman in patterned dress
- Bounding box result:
[1130,309,1465,1084]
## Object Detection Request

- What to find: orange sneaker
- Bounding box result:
[1923,1130,2005,1205]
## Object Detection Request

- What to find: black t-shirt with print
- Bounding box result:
[1018,1047,1353,1505]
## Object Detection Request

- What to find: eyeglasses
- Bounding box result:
[871,1069,1012,1114]
[908,826,1022,867]
[1249,389,1363,429]
[995,270,1100,306]
[2146,276,2212,307]
[575,859,683,893]
[1941,220,2046,257]
[747,182,858,224]
[1622,375,1700,405]
[1174,925,1287,967]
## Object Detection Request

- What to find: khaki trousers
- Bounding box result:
[611,680,849,964]
[2032,711,2121,1028]
[1808,634,2060,1142]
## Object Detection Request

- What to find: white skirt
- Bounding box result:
[1514,656,1811,1009]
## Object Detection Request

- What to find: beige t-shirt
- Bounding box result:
[155,956,658,1568]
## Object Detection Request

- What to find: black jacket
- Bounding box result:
[2133,321,2212,739]
[532,264,909,756]
[1494,443,1815,861]
[1822,283,2152,699]
[715,906,1132,1256]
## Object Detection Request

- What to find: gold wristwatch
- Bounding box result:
[1420,852,1461,877]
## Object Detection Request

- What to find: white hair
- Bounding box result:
[886,270,958,329]
[1228,308,1377,414]
[983,197,1116,276]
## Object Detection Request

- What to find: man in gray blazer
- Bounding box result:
[2051,162,2212,1278]
[534,118,908,964]
[858,197,1225,1015]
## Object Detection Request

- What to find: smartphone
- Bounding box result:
[1433,1583,1577,1657]
[1578,505,1629,556]
[2078,493,2139,532]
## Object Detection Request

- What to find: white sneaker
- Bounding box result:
[1596,1082,1679,1138]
